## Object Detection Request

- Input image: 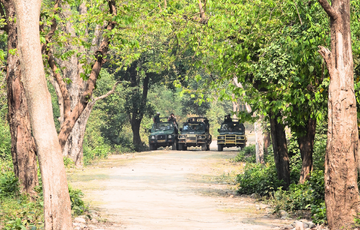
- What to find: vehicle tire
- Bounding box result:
[206,144,210,151]
[201,144,207,151]
[150,144,157,150]
[178,143,183,150]
[240,144,246,149]
[172,140,178,150]
[184,146,188,151]
[218,144,223,151]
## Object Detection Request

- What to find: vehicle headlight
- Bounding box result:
[218,136,225,140]
[197,135,205,139]
[236,136,242,140]
[151,136,156,139]
[168,135,172,139]
[179,135,186,139]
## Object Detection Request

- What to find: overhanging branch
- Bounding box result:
[318,0,338,20]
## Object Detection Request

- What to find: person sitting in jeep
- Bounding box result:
[224,114,232,123]
[168,113,178,132]
[153,112,160,123]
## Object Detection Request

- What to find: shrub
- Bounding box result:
[234,144,256,163]
[236,162,285,196]
[0,174,19,198]
[270,169,326,224]
[69,186,88,216]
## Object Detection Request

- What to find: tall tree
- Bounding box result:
[13,0,72,227]
[317,0,359,228]
[0,0,38,196]
[42,0,118,165]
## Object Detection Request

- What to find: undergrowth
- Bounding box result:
[234,129,327,225]
[0,158,88,229]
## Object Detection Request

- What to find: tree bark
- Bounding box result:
[42,0,117,165]
[297,117,316,184]
[13,0,72,228]
[317,0,360,228]
[255,116,264,164]
[3,0,38,196]
[269,111,290,188]
[63,82,119,166]
[263,129,271,155]
[130,73,149,151]
[57,0,117,152]
[131,118,142,150]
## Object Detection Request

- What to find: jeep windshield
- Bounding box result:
[182,122,205,132]
[219,122,244,133]
[152,122,174,132]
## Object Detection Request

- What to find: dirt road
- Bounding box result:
[68,144,290,230]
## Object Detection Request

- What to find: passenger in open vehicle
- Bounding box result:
[153,112,160,123]
[224,114,232,123]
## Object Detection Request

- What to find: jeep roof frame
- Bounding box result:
[186,117,209,123]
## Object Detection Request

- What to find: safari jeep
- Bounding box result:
[178,117,212,151]
[217,120,246,151]
[148,119,179,150]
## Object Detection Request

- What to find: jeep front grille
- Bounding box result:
[157,135,166,140]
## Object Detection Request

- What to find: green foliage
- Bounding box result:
[236,159,285,197]
[233,145,256,163]
[63,157,75,169]
[0,115,11,160]
[0,174,19,198]
[271,170,324,212]
[69,186,88,216]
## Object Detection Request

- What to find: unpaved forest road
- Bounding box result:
[68,143,291,230]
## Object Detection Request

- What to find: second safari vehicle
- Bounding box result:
[178,117,212,151]
[217,119,247,151]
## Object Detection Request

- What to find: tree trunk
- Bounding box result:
[255,117,264,164]
[263,129,270,155]
[14,0,72,228]
[63,101,96,166]
[297,117,316,184]
[3,0,38,197]
[62,81,119,166]
[269,111,290,188]
[57,0,117,153]
[317,0,360,228]
[131,118,142,150]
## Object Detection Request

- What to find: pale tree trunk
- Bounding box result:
[269,111,290,188]
[2,0,38,196]
[317,0,359,228]
[255,116,264,164]
[297,117,316,184]
[13,0,72,228]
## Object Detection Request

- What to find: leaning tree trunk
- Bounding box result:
[4,0,38,196]
[13,0,73,228]
[269,111,290,188]
[63,103,94,166]
[317,0,360,228]
[297,117,316,184]
[62,83,119,166]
